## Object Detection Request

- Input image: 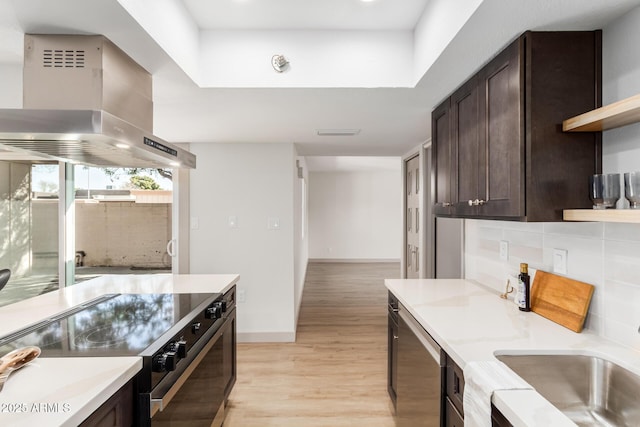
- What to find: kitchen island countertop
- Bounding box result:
[0,273,239,426]
[385,278,640,427]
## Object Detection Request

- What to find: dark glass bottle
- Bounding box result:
[518,263,531,312]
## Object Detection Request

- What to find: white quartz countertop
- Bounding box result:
[0,357,141,427]
[0,273,240,426]
[385,278,640,427]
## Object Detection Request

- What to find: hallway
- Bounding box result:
[224,261,400,426]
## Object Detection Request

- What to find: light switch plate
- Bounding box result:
[499,240,509,261]
[553,248,568,275]
[228,216,238,228]
[267,217,280,230]
[190,217,199,230]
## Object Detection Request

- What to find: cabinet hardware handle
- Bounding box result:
[442,202,451,207]
[393,335,399,340]
[468,199,487,206]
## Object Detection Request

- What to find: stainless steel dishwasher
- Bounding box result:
[396,301,444,426]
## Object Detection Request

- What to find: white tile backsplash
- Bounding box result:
[604,222,640,242]
[543,222,604,239]
[465,219,640,349]
[542,234,604,286]
[604,240,640,285]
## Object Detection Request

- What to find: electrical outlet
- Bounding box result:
[237,289,246,303]
[553,249,568,275]
[228,216,238,228]
[499,240,509,261]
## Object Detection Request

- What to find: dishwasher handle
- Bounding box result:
[398,303,443,365]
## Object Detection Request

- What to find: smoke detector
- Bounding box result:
[271,54,289,73]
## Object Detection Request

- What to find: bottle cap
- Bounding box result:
[520,263,528,274]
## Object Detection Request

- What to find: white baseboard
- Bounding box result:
[308,258,400,263]
[237,331,296,343]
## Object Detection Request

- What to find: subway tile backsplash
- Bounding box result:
[464,219,640,351]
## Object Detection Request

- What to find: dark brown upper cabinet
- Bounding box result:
[432,98,455,216]
[432,30,602,222]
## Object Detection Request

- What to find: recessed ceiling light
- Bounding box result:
[316,129,361,136]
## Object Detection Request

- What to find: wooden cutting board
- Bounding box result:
[530,270,595,333]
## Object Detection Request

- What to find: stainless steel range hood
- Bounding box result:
[0,34,196,169]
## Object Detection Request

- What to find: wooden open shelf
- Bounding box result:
[563,93,640,132]
[563,209,640,223]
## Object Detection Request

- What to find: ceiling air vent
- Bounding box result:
[43,49,85,68]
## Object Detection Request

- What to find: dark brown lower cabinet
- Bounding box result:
[445,397,464,427]
[79,379,134,427]
[445,354,465,416]
[387,292,399,410]
[491,404,514,427]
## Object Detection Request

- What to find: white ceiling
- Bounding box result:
[1,0,640,168]
[306,156,400,172]
[183,0,430,30]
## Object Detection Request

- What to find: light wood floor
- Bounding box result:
[224,262,400,427]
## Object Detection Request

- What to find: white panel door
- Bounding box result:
[405,155,420,279]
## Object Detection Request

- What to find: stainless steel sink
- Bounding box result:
[495,354,640,427]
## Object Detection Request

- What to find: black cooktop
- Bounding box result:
[0,293,218,357]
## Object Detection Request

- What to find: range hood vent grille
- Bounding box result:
[43,49,86,68]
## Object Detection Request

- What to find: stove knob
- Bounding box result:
[153,351,177,372]
[164,351,177,371]
[205,305,222,320]
[215,300,227,313]
[174,340,187,359]
[192,322,201,334]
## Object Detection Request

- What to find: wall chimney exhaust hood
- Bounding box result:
[0,34,196,169]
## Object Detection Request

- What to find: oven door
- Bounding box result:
[148,306,236,427]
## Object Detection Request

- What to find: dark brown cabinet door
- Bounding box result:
[445,397,464,427]
[452,76,482,216]
[79,380,134,427]
[477,37,524,218]
[432,98,455,215]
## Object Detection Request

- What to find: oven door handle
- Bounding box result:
[150,317,228,417]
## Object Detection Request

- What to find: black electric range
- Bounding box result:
[0,292,227,391]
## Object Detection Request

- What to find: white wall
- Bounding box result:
[464,7,640,352]
[116,1,414,88]
[199,30,413,88]
[602,5,640,178]
[308,169,401,260]
[0,64,21,107]
[293,156,309,324]
[189,142,298,342]
[412,0,483,86]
